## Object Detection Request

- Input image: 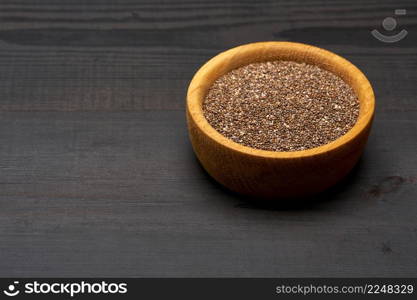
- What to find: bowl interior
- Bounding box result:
[187,42,375,158]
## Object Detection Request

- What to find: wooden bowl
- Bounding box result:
[186,42,375,198]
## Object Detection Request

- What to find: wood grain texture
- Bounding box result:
[0,0,416,277]
[187,42,375,198]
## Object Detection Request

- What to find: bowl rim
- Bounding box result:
[187,41,375,159]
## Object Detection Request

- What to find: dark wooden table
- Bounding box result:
[0,0,416,277]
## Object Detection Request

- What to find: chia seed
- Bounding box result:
[203,60,359,151]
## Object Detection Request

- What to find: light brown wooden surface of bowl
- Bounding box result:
[186,42,375,198]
